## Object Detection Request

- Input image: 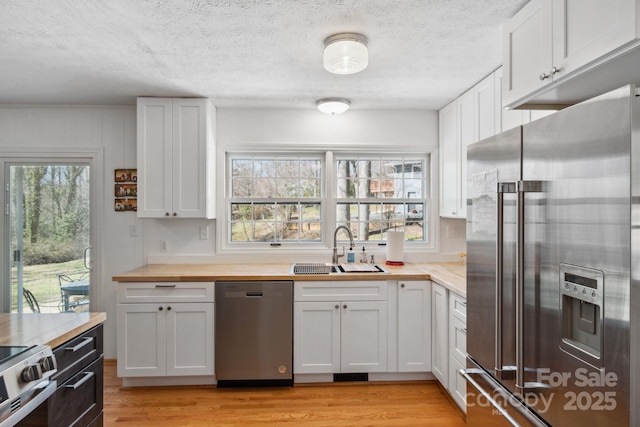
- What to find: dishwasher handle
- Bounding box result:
[246,291,263,297]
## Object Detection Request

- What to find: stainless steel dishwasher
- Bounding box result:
[215,281,293,387]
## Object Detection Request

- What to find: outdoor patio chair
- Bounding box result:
[23,288,40,313]
[57,271,90,312]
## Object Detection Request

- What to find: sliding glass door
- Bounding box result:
[5,162,91,313]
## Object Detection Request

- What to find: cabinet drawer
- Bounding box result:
[449,292,467,323]
[49,356,104,427]
[448,356,467,413]
[53,324,103,385]
[450,315,467,366]
[118,282,214,303]
[294,281,388,301]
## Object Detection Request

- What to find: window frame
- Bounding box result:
[331,153,430,245]
[218,149,437,255]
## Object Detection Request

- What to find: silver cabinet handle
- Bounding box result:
[65,337,93,353]
[64,371,94,390]
[539,72,549,81]
[550,66,560,75]
[155,284,176,288]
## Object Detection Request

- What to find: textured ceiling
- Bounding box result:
[1,0,528,110]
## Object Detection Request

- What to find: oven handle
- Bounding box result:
[0,380,56,427]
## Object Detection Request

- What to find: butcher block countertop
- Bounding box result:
[113,262,467,297]
[0,312,106,348]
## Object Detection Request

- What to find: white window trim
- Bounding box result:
[216,148,438,256]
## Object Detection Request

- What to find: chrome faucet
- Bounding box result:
[332,225,355,264]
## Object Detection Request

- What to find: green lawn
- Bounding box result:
[12,259,86,312]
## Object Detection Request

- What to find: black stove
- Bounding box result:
[0,345,57,426]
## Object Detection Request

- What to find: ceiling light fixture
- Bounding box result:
[316,98,351,115]
[323,33,368,75]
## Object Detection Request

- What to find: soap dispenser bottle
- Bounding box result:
[360,246,368,263]
[347,247,355,263]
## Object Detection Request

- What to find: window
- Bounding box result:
[335,156,427,242]
[228,155,323,243]
[225,152,431,249]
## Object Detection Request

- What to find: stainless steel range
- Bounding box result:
[0,345,56,427]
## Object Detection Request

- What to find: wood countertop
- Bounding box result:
[0,312,106,348]
[113,262,466,298]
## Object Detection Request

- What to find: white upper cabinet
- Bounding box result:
[503,0,553,107]
[503,0,640,109]
[439,100,459,218]
[473,73,496,142]
[137,97,216,219]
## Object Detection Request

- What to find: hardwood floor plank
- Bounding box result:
[103,361,466,426]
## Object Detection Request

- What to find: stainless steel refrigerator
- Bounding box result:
[464,85,640,426]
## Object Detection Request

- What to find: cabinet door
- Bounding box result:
[172,99,210,218]
[456,89,474,219]
[341,301,387,373]
[552,0,637,81]
[166,302,215,376]
[439,100,459,218]
[474,73,496,142]
[137,98,173,218]
[117,304,166,377]
[294,301,340,374]
[397,281,431,372]
[503,0,553,107]
[431,283,448,387]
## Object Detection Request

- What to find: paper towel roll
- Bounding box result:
[386,230,405,263]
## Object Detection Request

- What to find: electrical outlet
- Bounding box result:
[199,226,208,240]
[160,240,169,252]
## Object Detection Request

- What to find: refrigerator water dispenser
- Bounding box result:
[559,263,604,368]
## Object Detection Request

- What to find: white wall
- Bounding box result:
[0,105,142,359]
[146,108,468,264]
[0,105,466,358]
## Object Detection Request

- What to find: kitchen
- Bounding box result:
[2,0,640,426]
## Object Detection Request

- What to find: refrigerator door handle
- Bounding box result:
[463,367,549,427]
[496,182,517,379]
[516,180,544,391]
[462,368,520,427]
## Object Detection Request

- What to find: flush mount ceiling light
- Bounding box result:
[323,33,368,75]
[316,98,351,115]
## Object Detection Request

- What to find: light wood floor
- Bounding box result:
[103,361,466,427]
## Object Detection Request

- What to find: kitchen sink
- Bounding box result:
[290,263,387,275]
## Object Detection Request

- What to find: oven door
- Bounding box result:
[0,380,56,427]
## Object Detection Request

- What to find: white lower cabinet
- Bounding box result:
[117,282,215,379]
[293,281,388,375]
[294,300,387,374]
[448,292,467,412]
[431,282,467,412]
[431,283,449,386]
[397,280,432,372]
